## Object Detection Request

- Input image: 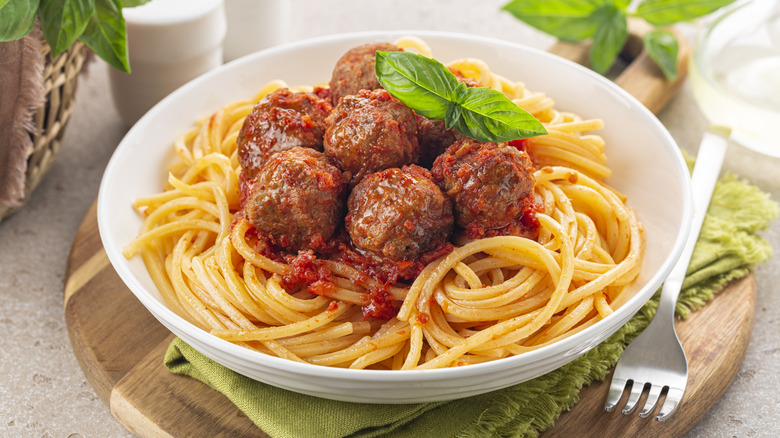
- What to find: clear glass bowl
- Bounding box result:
[690,0,780,156]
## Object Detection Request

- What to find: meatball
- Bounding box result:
[237,88,333,179]
[328,42,402,105]
[244,147,346,252]
[431,139,535,232]
[324,89,419,186]
[346,165,453,261]
[415,115,465,168]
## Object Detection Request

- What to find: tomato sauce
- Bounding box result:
[238,215,455,321]
[237,134,540,322]
[463,192,540,240]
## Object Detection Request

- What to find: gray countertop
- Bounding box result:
[1,1,778,436]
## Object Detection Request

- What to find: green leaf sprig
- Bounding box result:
[375,51,547,144]
[0,0,153,73]
[502,0,738,80]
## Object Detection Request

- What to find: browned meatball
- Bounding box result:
[324,89,419,186]
[415,115,465,168]
[431,139,535,232]
[328,42,402,105]
[237,88,333,179]
[244,147,346,252]
[346,165,453,261]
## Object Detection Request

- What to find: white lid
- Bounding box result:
[124,0,226,63]
[124,0,223,24]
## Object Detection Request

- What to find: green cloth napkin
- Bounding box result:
[164,172,778,438]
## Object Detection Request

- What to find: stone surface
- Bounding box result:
[1,1,778,436]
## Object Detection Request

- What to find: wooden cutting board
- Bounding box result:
[64,27,757,437]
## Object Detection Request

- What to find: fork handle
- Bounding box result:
[657,126,730,320]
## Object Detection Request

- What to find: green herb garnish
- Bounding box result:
[502,0,738,80]
[643,28,679,80]
[0,0,152,73]
[375,51,547,144]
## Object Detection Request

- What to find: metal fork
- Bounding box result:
[605,125,731,421]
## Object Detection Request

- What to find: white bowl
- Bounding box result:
[98,30,692,403]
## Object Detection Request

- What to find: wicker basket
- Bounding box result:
[0,39,89,220]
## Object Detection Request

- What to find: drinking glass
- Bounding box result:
[689,0,780,156]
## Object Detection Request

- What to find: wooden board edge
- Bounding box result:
[109,335,178,438]
[542,272,756,437]
[65,285,115,406]
[64,248,110,308]
[109,334,269,437]
[110,389,176,438]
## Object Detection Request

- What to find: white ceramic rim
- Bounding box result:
[98,30,693,395]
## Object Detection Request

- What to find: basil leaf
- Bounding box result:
[448,84,548,143]
[375,51,458,119]
[636,0,738,26]
[612,0,631,9]
[589,5,628,74]
[644,29,679,80]
[39,0,94,57]
[502,0,608,42]
[0,0,39,42]
[0,0,11,10]
[376,51,546,143]
[78,0,129,72]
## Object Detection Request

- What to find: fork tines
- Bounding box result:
[605,377,685,421]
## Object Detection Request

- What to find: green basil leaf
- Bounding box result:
[39,0,94,57]
[375,50,458,119]
[0,0,11,10]
[78,0,129,72]
[448,85,548,143]
[613,0,631,10]
[444,100,463,131]
[502,0,609,42]
[636,0,738,26]
[0,0,39,42]
[121,0,151,7]
[589,5,628,74]
[644,29,679,80]
[376,51,546,143]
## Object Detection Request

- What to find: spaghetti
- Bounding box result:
[124,39,644,370]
